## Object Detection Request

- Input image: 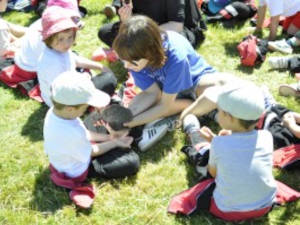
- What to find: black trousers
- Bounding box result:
[98,21,198,48]
[91,71,117,96]
[84,112,140,179]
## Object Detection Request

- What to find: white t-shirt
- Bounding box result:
[0,19,11,62]
[36,47,76,106]
[43,108,92,178]
[209,130,277,212]
[259,0,300,17]
[14,19,45,72]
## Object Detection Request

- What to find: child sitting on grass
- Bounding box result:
[37,6,116,106]
[44,71,139,208]
[0,0,27,64]
[170,83,278,221]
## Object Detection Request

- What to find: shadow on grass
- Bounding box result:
[0,82,28,100]
[173,206,272,225]
[30,166,139,214]
[138,130,177,165]
[30,168,71,213]
[221,19,248,30]
[21,104,48,142]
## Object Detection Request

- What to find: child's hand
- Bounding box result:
[218,129,232,136]
[199,126,216,142]
[114,135,133,148]
[118,1,132,22]
[283,112,296,128]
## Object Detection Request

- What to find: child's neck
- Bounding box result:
[230,124,256,133]
[53,108,78,120]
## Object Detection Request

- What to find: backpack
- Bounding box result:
[237,35,268,67]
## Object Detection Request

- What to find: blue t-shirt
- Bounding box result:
[130,31,215,94]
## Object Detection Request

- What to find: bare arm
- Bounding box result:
[207,164,216,178]
[7,22,27,38]
[283,112,300,139]
[180,88,217,121]
[75,55,111,72]
[91,136,133,157]
[91,140,118,157]
[87,130,111,142]
[159,21,184,33]
[128,83,162,117]
[292,112,300,123]
[127,90,192,128]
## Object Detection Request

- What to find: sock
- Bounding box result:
[287,37,297,47]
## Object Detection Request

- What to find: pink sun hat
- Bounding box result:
[47,0,81,18]
[41,6,79,40]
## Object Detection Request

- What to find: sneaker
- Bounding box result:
[261,85,276,109]
[144,115,178,131]
[138,123,168,152]
[268,40,293,54]
[279,83,300,97]
[102,5,116,19]
[268,56,290,69]
[183,114,206,149]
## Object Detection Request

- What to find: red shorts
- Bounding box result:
[283,11,300,30]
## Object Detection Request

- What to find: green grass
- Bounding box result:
[0,0,299,224]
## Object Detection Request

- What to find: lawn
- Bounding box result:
[0,0,299,225]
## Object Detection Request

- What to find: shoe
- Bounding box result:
[138,116,178,151]
[102,5,116,19]
[183,114,206,149]
[268,40,293,54]
[138,123,168,152]
[183,114,200,133]
[261,85,276,109]
[268,56,290,69]
[279,83,300,97]
[144,115,178,131]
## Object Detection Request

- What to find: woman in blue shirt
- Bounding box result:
[113,15,237,127]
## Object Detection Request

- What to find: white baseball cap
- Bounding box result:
[51,71,110,108]
[206,81,265,120]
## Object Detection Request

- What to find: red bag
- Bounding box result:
[237,35,258,66]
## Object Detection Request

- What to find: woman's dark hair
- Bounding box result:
[113,15,166,69]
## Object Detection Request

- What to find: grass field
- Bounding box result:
[0,0,299,224]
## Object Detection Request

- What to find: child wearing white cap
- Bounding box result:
[173,83,277,221]
[207,83,276,214]
[43,71,139,208]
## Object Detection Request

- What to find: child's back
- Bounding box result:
[210,129,276,211]
[44,107,92,178]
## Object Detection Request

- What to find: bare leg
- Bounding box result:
[180,72,242,120]
[287,24,300,36]
[7,22,28,38]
